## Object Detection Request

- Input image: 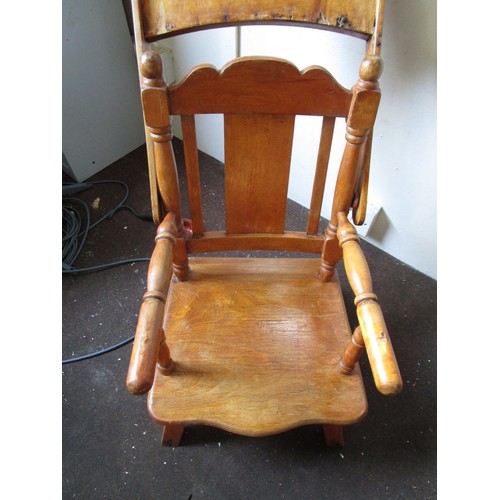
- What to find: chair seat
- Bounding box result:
[148,257,367,436]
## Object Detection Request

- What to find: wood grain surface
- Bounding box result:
[141,0,378,40]
[169,57,351,117]
[148,258,368,435]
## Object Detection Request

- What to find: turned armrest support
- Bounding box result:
[337,212,402,396]
[339,326,365,375]
[126,212,177,395]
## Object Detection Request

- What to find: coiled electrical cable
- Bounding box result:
[62,179,152,363]
[62,180,152,273]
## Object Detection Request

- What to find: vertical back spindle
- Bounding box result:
[140,50,183,234]
[180,115,205,236]
[306,116,336,236]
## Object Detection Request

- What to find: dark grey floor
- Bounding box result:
[62,139,437,499]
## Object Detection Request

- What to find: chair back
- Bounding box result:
[131,0,385,277]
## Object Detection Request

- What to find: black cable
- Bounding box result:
[62,179,153,364]
[85,180,130,231]
[62,335,135,364]
[62,257,151,275]
[62,197,91,270]
[62,179,152,273]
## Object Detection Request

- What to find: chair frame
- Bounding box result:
[126,0,402,447]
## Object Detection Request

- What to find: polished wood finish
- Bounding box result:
[307,116,336,236]
[180,115,204,236]
[144,130,162,225]
[157,328,174,375]
[323,424,344,447]
[339,326,366,375]
[224,113,294,234]
[169,58,351,117]
[353,128,373,225]
[141,0,378,41]
[320,53,383,282]
[187,231,323,254]
[148,258,367,435]
[131,0,162,224]
[368,0,385,57]
[172,234,190,282]
[161,423,185,447]
[126,213,177,395]
[127,0,401,447]
[140,51,183,233]
[337,212,402,396]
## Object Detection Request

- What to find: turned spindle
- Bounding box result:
[157,328,174,375]
[320,54,382,282]
[337,212,402,396]
[339,326,366,375]
[140,51,182,232]
[141,50,190,279]
[126,213,177,395]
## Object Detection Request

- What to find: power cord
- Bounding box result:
[62,179,153,364]
[62,336,136,365]
[62,180,152,273]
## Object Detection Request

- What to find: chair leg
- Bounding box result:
[161,423,184,447]
[323,424,344,447]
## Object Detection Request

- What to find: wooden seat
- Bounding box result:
[149,258,367,439]
[126,0,403,448]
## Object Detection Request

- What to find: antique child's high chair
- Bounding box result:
[126,0,402,447]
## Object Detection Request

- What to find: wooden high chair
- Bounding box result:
[126,0,402,447]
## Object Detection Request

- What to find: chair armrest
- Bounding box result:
[126,212,177,395]
[337,212,402,396]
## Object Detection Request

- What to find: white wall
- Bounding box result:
[154,28,237,161]
[62,0,146,181]
[155,1,436,279]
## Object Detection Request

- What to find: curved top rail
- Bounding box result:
[168,56,352,116]
[139,0,379,41]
